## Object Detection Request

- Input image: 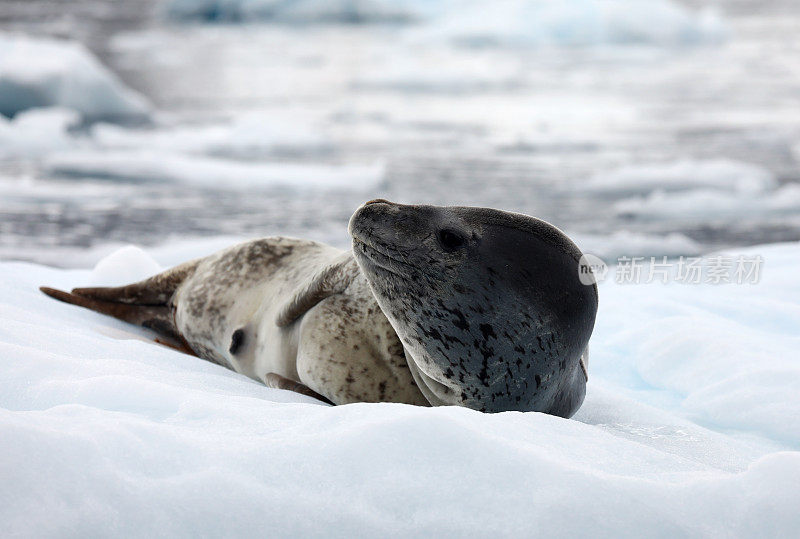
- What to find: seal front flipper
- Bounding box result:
[275,251,360,327]
[265,373,334,405]
[39,258,200,346]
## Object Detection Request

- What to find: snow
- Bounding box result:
[163,0,725,47]
[88,245,162,286]
[1,240,799,535]
[0,33,151,121]
[43,150,385,190]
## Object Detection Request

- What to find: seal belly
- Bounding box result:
[173,237,343,381]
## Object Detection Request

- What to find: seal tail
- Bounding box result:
[40,259,200,346]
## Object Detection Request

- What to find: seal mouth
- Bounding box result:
[352,237,416,278]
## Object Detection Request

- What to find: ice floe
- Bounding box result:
[0,239,798,535]
[163,0,725,48]
[43,149,384,190]
[583,159,777,196]
[0,33,151,121]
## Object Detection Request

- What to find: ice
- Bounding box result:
[589,159,800,223]
[43,149,385,190]
[433,0,725,47]
[92,112,333,158]
[0,33,151,121]
[163,0,724,47]
[570,230,702,261]
[592,242,800,446]
[163,0,443,24]
[1,240,798,535]
[0,107,82,157]
[614,184,800,221]
[582,159,777,196]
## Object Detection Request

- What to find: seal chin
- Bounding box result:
[404,355,463,407]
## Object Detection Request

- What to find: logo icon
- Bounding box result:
[578,253,608,285]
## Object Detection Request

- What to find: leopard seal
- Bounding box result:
[40,200,598,416]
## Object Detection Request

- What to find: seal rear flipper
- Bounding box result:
[39,258,200,348]
[68,258,200,305]
[40,286,183,342]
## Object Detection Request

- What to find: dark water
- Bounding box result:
[1,0,799,265]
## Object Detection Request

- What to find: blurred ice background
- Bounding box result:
[1,0,799,265]
[2,2,800,535]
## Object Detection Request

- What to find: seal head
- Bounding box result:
[349,200,598,416]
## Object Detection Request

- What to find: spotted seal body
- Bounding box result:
[41,201,598,416]
[155,237,426,406]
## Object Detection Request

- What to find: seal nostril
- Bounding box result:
[364,198,392,206]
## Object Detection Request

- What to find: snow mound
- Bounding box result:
[584,159,776,196]
[88,245,162,286]
[1,240,799,535]
[0,33,151,121]
[43,150,384,190]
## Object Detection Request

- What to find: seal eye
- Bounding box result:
[438,229,466,251]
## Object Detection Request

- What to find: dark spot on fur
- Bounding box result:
[479,323,496,340]
[229,328,245,354]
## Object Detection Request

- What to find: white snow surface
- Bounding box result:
[1,240,799,536]
[163,0,724,47]
[0,33,151,121]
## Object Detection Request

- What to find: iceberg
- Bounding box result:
[0,33,151,121]
[0,107,82,157]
